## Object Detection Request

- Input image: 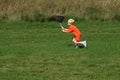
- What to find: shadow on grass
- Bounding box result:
[68,44,85,48]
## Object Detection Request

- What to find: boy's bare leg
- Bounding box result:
[73,39,87,47]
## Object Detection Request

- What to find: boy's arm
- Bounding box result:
[63,26,73,33]
[62,28,68,32]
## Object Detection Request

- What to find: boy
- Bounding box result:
[62,19,87,48]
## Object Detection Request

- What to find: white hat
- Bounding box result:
[68,19,75,23]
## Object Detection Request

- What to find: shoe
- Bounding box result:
[83,40,87,47]
[76,45,80,48]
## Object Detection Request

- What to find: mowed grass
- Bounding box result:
[0,20,120,80]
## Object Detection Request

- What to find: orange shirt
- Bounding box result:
[67,24,81,36]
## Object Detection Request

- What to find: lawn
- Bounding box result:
[0,20,120,80]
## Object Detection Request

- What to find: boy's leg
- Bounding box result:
[72,39,79,48]
[73,38,87,47]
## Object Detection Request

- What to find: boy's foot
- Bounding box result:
[83,40,87,47]
[76,45,80,48]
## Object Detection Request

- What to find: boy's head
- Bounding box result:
[68,19,75,25]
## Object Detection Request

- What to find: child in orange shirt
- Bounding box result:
[62,19,87,48]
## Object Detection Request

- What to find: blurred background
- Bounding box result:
[0,0,120,22]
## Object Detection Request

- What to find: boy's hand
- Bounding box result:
[62,29,65,32]
[62,29,66,32]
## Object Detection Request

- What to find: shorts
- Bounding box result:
[74,34,81,41]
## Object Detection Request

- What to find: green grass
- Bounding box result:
[0,20,120,80]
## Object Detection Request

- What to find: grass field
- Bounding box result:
[0,20,120,80]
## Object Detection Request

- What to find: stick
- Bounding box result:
[59,23,64,29]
